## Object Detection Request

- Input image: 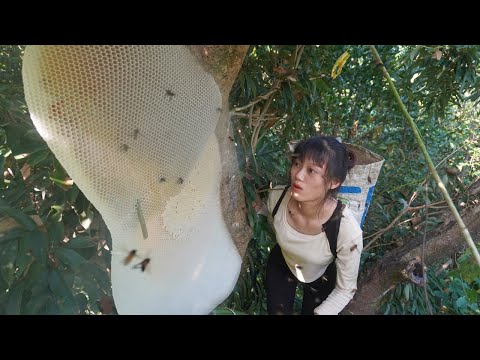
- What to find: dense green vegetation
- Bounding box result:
[0,46,112,314]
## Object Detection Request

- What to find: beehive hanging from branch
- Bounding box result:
[22,45,250,314]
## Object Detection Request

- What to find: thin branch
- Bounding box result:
[397,211,446,226]
[366,241,397,250]
[294,45,305,69]
[434,144,466,170]
[406,202,446,211]
[233,85,280,112]
[250,89,276,171]
[232,112,278,120]
[363,211,407,250]
[364,184,423,246]
[422,180,433,314]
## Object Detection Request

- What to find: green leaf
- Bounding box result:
[25,292,50,315]
[48,270,74,303]
[80,276,100,302]
[455,296,467,309]
[409,46,423,62]
[66,185,80,205]
[403,283,411,302]
[5,186,28,207]
[44,298,60,315]
[4,123,46,156]
[0,155,5,176]
[6,282,26,314]
[247,75,257,98]
[59,294,78,315]
[0,238,18,287]
[211,307,247,315]
[440,174,449,187]
[62,270,75,289]
[15,238,34,278]
[24,230,48,265]
[316,78,331,93]
[65,236,96,249]
[83,262,110,291]
[25,261,48,290]
[0,198,36,231]
[27,149,50,166]
[46,219,64,244]
[75,293,88,313]
[0,228,25,244]
[54,247,86,271]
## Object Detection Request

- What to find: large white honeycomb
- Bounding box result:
[22,45,241,314]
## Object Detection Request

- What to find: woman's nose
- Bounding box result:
[295,167,305,181]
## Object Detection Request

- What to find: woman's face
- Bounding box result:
[290,156,339,203]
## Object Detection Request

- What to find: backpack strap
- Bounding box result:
[272,184,343,259]
[322,201,344,259]
[272,185,290,218]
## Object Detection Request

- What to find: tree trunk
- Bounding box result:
[344,196,480,315]
[190,46,253,260]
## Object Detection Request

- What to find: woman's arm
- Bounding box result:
[253,193,269,217]
[314,230,363,315]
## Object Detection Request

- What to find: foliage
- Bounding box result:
[221,45,480,315]
[0,45,113,315]
[379,246,480,315]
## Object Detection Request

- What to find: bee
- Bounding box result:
[165,89,175,99]
[159,177,166,183]
[216,107,223,112]
[177,177,183,184]
[123,250,137,265]
[131,128,140,140]
[350,244,358,252]
[367,176,372,184]
[133,258,151,272]
[120,144,129,152]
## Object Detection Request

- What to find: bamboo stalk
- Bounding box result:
[368,45,480,268]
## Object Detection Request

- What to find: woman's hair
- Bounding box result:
[291,135,355,197]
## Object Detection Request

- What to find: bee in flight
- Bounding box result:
[133,258,151,272]
[123,250,137,265]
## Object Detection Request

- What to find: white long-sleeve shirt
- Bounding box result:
[267,185,363,315]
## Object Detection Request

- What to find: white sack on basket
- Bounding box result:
[339,143,385,227]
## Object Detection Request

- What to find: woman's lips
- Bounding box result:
[293,184,302,191]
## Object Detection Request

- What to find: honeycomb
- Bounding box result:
[22,45,241,314]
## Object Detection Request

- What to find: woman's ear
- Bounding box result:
[330,179,341,190]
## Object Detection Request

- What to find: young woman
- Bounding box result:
[265,135,363,315]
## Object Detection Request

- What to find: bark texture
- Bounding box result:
[344,197,480,315]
